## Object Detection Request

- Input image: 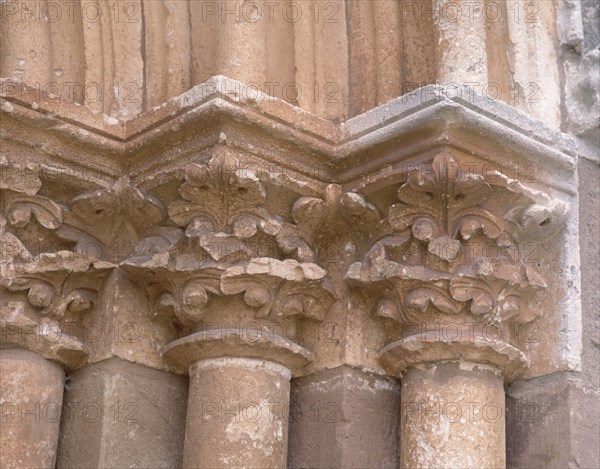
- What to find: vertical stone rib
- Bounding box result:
[485,0,511,105]
[433,0,488,84]
[189,0,218,85]
[81,0,109,113]
[144,0,191,108]
[293,1,317,113]
[215,0,266,86]
[143,0,169,107]
[164,0,191,101]
[0,0,52,85]
[294,0,349,121]
[108,0,144,118]
[372,0,401,106]
[346,0,377,115]
[506,0,561,128]
[265,5,295,103]
[49,2,85,104]
[399,0,436,92]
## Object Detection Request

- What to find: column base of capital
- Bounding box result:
[163,329,312,375]
[379,332,527,381]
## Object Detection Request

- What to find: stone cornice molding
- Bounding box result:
[1,77,578,194]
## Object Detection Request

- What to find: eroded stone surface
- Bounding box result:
[401,362,505,468]
[0,349,64,469]
[184,357,291,469]
[56,358,188,469]
[0,6,596,466]
[507,373,600,468]
[288,366,400,469]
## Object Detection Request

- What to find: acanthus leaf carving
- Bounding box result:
[0,246,114,368]
[449,258,546,324]
[167,153,314,264]
[1,252,114,320]
[379,153,504,263]
[347,258,463,325]
[221,258,335,322]
[120,254,223,326]
[57,178,177,262]
[346,152,568,333]
[1,164,181,262]
[7,195,63,229]
[291,184,382,263]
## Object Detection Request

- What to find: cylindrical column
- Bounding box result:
[0,349,65,469]
[164,329,311,469]
[400,361,505,468]
[216,0,267,86]
[433,0,488,84]
[184,357,291,469]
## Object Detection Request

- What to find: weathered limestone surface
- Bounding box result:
[0,0,573,126]
[56,358,188,469]
[0,349,64,469]
[578,139,600,391]
[401,362,505,468]
[184,358,291,469]
[288,366,400,469]
[507,373,600,468]
[1,1,598,466]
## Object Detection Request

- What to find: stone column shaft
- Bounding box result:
[184,357,291,469]
[0,349,64,469]
[433,0,488,84]
[400,361,505,468]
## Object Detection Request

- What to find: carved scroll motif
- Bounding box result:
[346,152,568,327]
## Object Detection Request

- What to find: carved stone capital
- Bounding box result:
[116,151,338,373]
[345,152,569,379]
[122,254,334,372]
[1,249,114,368]
[165,149,313,264]
[1,158,184,265]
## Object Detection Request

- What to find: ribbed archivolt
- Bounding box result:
[0,0,562,127]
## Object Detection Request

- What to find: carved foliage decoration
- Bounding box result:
[59,178,180,260]
[124,256,336,329]
[1,162,181,263]
[346,152,568,327]
[120,256,225,326]
[387,154,501,262]
[449,258,546,323]
[292,184,381,261]
[1,252,112,320]
[221,258,335,322]
[122,152,336,329]
[0,245,114,367]
[167,152,313,263]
